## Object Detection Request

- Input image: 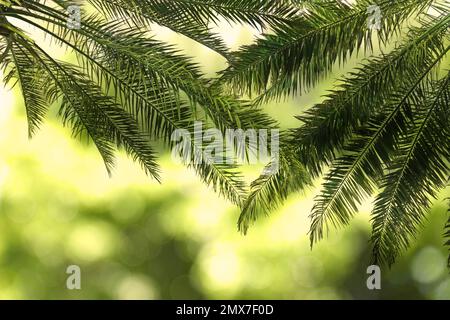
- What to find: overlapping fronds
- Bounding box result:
[5,39,48,137]
[88,0,301,31]
[86,0,302,62]
[369,74,449,265]
[220,0,433,102]
[308,58,446,246]
[1,0,449,267]
[10,36,162,179]
[218,0,450,266]
[0,0,279,206]
[238,137,311,233]
[293,13,450,178]
[303,11,450,265]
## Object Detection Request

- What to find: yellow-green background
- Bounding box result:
[0,20,449,299]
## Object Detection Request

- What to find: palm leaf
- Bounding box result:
[371,73,450,265]
[309,43,449,247]
[220,0,433,100]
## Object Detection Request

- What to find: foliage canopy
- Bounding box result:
[0,0,449,267]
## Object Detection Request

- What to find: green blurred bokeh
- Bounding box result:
[0,21,448,300]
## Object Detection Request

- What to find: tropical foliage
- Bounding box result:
[0,0,449,267]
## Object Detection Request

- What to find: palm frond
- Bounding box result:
[5,40,48,137]
[1,0,450,268]
[293,13,450,178]
[14,35,162,179]
[2,1,261,205]
[371,73,450,266]
[12,2,276,134]
[85,0,302,62]
[91,0,302,30]
[238,138,311,233]
[220,0,433,100]
[309,43,449,247]
[85,0,233,60]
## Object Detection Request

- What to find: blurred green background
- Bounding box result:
[0,20,449,300]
